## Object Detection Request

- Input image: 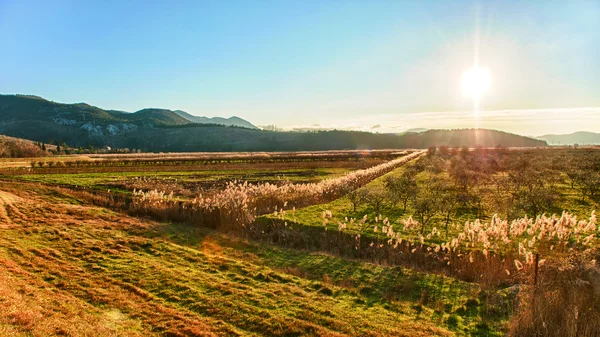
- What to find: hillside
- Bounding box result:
[0,135,54,158]
[0,94,255,129]
[537,131,600,145]
[0,94,546,151]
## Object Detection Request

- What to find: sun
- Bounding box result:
[461,66,491,99]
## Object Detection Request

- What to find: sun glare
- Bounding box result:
[461,66,491,99]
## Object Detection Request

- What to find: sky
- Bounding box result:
[1,0,599,135]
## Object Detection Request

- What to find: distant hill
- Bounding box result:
[537,131,600,145]
[173,110,257,129]
[0,94,546,152]
[399,129,545,148]
[405,128,428,133]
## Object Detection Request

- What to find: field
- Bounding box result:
[1,148,599,336]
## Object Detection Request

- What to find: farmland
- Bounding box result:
[1,148,599,336]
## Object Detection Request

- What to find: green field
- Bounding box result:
[0,182,501,336]
[1,148,598,336]
[12,168,352,190]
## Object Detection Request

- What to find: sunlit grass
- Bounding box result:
[0,182,493,336]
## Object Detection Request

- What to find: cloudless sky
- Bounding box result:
[1,0,599,135]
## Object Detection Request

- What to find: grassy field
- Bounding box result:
[0,182,498,336]
[9,167,355,197]
[0,155,94,169]
[1,148,597,336]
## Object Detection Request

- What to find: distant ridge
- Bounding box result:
[173,110,257,129]
[402,129,545,148]
[0,94,547,152]
[0,94,256,129]
[404,128,428,133]
[537,131,600,145]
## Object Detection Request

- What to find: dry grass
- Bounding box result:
[0,181,461,336]
[0,260,147,337]
[0,135,54,158]
[508,253,600,337]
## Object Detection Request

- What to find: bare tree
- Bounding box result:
[348,188,369,212]
[384,173,418,212]
[436,180,459,238]
[411,181,441,233]
[365,187,387,214]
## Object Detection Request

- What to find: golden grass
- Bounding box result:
[0,181,459,336]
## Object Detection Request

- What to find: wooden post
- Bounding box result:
[533,253,539,288]
[532,253,540,331]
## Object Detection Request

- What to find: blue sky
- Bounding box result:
[1,0,598,135]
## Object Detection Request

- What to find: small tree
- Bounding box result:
[427,145,437,157]
[348,188,369,212]
[365,187,387,214]
[384,173,418,211]
[436,181,459,238]
[514,183,556,219]
[411,184,440,233]
[565,167,581,189]
[577,170,600,200]
[438,145,449,157]
[490,174,515,220]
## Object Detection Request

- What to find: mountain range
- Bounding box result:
[536,131,600,145]
[0,94,257,129]
[0,94,547,151]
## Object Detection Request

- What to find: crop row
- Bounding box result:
[130,151,424,230]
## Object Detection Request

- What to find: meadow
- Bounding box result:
[0,148,598,336]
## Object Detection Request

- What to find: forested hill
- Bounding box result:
[537,131,600,145]
[402,129,547,148]
[0,94,256,129]
[0,94,546,151]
